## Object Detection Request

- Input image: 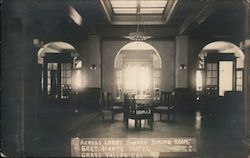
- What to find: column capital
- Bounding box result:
[240,39,250,50]
[245,0,250,7]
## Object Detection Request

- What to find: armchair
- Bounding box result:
[124,94,153,129]
[153,91,176,121]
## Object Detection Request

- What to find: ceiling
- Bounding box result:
[72,0,245,38]
[100,0,178,25]
[5,0,246,41]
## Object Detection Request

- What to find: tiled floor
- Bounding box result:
[25,106,249,157]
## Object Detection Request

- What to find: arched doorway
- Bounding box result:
[114,41,162,99]
[37,42,83,100]
[196,41,245,96]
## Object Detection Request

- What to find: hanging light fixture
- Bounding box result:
[126,0,152,41]
[128,29,151,41]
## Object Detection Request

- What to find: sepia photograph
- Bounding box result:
[1,0,250,157]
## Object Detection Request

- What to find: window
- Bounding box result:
[113,8,137,14]
[196,70,203,91]
[61,63,72,98]
[124,64,138,90]
[140,8,165,14]
[154,70,160,89]
[110,0,167,15]
[154,70,160,99]
[47,63,58,97]
[206,63,218,95]
[124,63,152,98]
[206,63,218,86]
[236,69,243,91]
[116,70,122,99]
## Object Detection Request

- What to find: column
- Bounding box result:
[2,14,25,155]
[88,35,101,88]
[244,0,250,137]
[245,41,250,137]
[175,36,189,88]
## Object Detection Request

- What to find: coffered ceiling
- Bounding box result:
[3,0,246,41]
[100,0,178,25]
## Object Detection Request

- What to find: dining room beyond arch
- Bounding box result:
[114,41,162,100]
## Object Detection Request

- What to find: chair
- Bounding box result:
[101,91,125,121]
[153,91,176,121]
[111,96,125,121]
[124,94,153,129]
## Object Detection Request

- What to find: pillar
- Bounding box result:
[245,41,250,137]
[175,36,189,88]
[2,8,25,156]
[88,35,101,88]
[244,0,250,137]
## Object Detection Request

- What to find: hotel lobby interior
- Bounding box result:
[1,0,250,157]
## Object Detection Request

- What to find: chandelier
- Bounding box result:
[127,1,151,41]
[128,31,151,41]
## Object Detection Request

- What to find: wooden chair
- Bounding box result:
[153,91,176,121]
[124,94,153,129]
[101,91,125,121]
[101,91,112,120]
[111,95,125,121]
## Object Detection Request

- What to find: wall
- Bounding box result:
[188,38,208,90]
[101,40,128,93]
[74,40,89,89]
[101,40,175,96]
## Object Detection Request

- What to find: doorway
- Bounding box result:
[37,42,82,100]
[196,41,245,96]
[114,41,162,99]
[219,61,233,96]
